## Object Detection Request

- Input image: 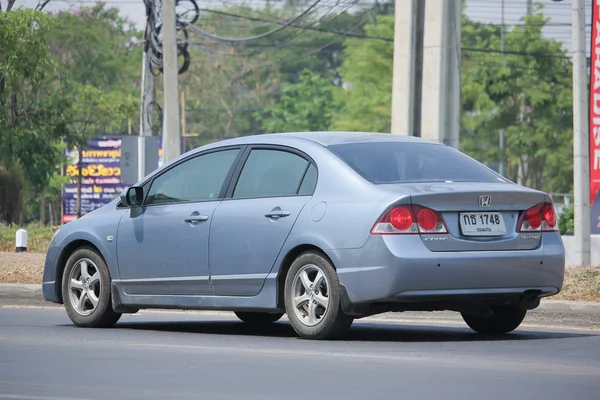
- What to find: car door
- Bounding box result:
[209,146,318,296]
[115,147,243,296]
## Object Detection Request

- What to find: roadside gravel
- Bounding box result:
[0,252,45,284]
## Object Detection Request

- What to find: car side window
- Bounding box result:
[233,149,310,199]
[145,149,240,205]
[298,163,317,195]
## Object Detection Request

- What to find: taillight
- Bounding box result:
[371,204,448,235]
[518,202,557,232]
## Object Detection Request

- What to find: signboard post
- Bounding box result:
[63,138,125,223]
[62,135,174,223]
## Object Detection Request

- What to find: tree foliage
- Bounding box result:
[0,2,577,224]
[0,9,65,224]
[0,4,140,224]
[461,12,573,193]
[331,15,394,133]
[258,69,339,132]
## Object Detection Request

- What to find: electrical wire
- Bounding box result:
[187,0,327,43]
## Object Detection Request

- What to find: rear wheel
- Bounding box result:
[62,247,121,328]
[234,311,283,324]
[461,306,526,335]
[284,252,353,340]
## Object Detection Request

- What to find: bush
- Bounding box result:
[559,207,574,235]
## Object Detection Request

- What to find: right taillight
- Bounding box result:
[517,202,557,232]
[371,204,448,235]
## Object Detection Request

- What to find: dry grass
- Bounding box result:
[1,252,599,302]
[554,267,600,301]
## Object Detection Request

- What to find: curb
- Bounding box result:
[1,283,600,315]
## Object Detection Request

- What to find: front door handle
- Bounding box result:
[185,214,209,223]
[265,210,291,218]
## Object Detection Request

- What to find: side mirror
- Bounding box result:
[120,186,143,208]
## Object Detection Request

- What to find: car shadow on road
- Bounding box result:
[108,318,598,343]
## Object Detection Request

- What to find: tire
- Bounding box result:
[234,311,283,324]
[284,251,353,340]
[61,246,121,328]
[461,306,527,335]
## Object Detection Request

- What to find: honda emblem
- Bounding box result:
[479,195,491,208]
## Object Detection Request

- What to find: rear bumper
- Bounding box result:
[331,232,565,306]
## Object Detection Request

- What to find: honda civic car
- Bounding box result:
[42,132,565,339]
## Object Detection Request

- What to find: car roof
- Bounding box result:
[209,131,442,148]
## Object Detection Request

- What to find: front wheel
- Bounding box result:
[62,247,121,328]
[461,306,526,335]
[284,252,353,340]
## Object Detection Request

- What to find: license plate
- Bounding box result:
[459,212,506,236]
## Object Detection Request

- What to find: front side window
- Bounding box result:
[233,149,312,199]
[145,149,240,205]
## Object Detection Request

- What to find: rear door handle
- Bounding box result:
[185,215,209,223]
[265,210,291,218]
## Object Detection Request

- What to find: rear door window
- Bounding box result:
[233,149,313,199]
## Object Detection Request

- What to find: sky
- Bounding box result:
[7,0,594,56]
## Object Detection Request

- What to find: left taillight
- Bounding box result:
[371,204,448,235]
[517,202,557,232]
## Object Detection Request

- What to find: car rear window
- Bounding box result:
[328,142,506,184]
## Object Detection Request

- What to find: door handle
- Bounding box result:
[265,210,291,218]
[185,215,209,223]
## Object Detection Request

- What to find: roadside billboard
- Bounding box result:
[62,136,178,223]
[590,0,600,233]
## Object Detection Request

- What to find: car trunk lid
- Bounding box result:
[380,182,547,252]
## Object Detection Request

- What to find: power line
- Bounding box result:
[185,7,571,60]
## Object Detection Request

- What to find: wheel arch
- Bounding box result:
[275,244,336,309]
[55,239,107,304]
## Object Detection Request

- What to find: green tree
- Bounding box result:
[258,69,339,132]
[47,4,142,93]
[461,11,573,193]
[0,9,67,224]
[331,15,394,132]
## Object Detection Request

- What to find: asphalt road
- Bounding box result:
[1,307,599,400]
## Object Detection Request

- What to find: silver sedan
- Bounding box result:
[42,132,565,339]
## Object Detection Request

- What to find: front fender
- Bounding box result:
[58,230,119,278]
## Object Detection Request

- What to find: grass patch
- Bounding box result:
[0,223,58,254]
[555,267,600,301]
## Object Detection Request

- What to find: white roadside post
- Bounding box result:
[15,229,28,252]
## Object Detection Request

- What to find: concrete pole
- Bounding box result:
[390,0,423,136]
[572,0,591,266]
[161,0,182,163]
[137,51,155,182]
[499,0,506,176]
[420,0,461,149]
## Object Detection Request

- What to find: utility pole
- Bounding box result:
[420,0,461,149]
[137,50,155,182]
[572,0,591,266]
[526,0,533,15]
[499,0,506,176]
[161,0,182,163]
[390,0,425,136]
